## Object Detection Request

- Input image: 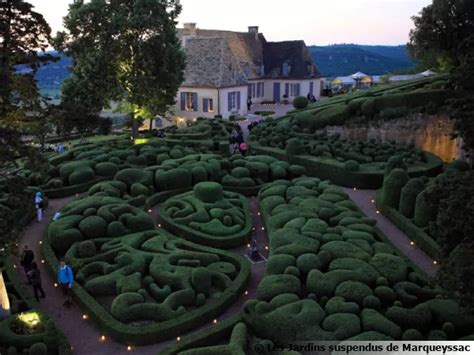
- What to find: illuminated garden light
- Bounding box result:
[261,227,265,231]
[410,241,415,246]
[353,187,357,191]
[54,283,58,288]
[41,260,45,264]
[247,244,251,248]
[265,246,269,250]
[100,335,106,341]
[433,260,438,265]
[245,291,248,295]
[177,336,181,341]
[371,199,375,203]
[376,211,380,214]
[127,346,132,351]
[39,241,43,245]
[82,314,88,320]
[148,209,152,213]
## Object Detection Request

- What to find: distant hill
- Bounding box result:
[33,46,417,96]
[35,52,72,98]
[309,44,417,77]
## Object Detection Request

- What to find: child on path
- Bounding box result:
[35,192,44,222]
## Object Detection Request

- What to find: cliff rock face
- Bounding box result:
[321,114,463,162]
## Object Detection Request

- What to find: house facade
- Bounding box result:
[173,24,322,120]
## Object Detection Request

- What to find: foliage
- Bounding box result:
[293,96,309,110]
[0,0,56,166]
[56,0,186,137]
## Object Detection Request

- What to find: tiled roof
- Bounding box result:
[178,26,319,87]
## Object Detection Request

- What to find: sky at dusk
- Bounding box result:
[29,0,432,46]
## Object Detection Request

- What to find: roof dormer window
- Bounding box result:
[283,62,290,77]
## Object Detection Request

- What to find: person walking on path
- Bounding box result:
[35,192,44,222]
[247,96,253,112]
[57,258,74,306]
[20,245,35,284]
[27,262,45,302]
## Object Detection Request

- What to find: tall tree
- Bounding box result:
[409,0,474,155]
[0,0,54,165]
[56,0,186,137]
[408,0,474,71]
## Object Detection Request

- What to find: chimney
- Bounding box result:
[248,26,259,39]
[183,23,197,37]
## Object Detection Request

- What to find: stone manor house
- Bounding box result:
[173,23,323,120]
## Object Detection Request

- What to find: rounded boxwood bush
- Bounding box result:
[107,221,126,237]
[335,281,373,305]
[95,162,119,178]
[78,215,107,239]
[191,267,211,295]
[384,155,407,176]
[285,138,305,156]
[413,188,437,228]
[399,178,425,218]
[231,167,250,178]
[382,168,409,209]
[28,343,47,355]
[79,240,97,258]
[344,160,360,172]
[293,96,309,109]
[130,183,149,197]
[69,167,95,185]
[193,182,224,203]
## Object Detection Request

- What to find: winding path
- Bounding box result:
[343,187,439,276]
[15,187,439,354]
[16,196,268,355]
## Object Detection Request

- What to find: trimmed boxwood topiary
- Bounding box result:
[381,169,409,209]
[293,96,309,110]
[344,160,360,172]
[399,178,425,218]
[285,138,305,156]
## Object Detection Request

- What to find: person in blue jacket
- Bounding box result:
[57,258,74,306]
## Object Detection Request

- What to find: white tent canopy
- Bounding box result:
[421,70,437,77]
[351,72,369,80]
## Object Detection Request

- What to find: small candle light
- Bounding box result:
[158,224,161,228]
[54,283,58,288]
[410,241,415,246]
[148,209,152,213]
[100,335,106,341]
[82,314,88,320]
[127,346,132,351]
[265,246,269,250]
[39,241,43,245]
[433,260,438,265]
[245,291,248,295]
[213,319,218,324]
[247,244,251,248]
[176,337,181,341]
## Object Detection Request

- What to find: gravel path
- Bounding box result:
[343,187,439,276]
[17,196,268,355]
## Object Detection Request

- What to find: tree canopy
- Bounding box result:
[0,0,55,164]
[56,0,186,136]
